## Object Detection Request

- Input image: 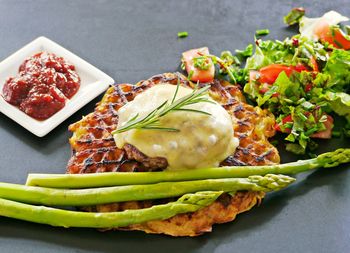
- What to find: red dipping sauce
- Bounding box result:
[2,52,80,120]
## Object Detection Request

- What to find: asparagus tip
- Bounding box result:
[178,191,223,206]
[248,174,296,191]
[317,148,350,168]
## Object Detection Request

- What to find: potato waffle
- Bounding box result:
[67,73,279,236]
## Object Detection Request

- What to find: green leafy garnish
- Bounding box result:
[221,51,241,65]
[235,44,253,58]
[284,7,305,26]
[209,54,237,84]
[256,29,270,36]
[193,56,212,70]
[192,53,239,83]
[322,49,350,90]
[246,37,327,70]
[323,91,350,123]
[177,31,188,38]
[244,49,334,154]
[187,69,194,80]
[113,82,213,134]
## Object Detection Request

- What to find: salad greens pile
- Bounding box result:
[185,9,350,155]
[243,10,350,154]
[244,38,333,154]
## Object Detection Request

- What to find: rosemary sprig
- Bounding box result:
[112,82,213,134]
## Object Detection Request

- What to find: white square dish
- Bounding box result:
[0,36,114,137]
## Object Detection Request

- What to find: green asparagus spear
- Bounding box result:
[1,175,295,206]
[0,191,222,228]
[26,148,350,188]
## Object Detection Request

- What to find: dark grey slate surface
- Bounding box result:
[0,0,349,252]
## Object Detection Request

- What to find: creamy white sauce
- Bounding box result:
[114,84,239,170]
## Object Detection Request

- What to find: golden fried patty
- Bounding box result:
[67,73,279,236]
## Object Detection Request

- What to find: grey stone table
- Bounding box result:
[0,0,349,252]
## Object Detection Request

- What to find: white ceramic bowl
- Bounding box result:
[0,36,114,137]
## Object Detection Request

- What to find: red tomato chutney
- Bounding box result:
[2,52,80,120]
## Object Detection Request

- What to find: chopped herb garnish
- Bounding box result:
[235,44,253,58]
[177,31,188,38]
[283,7,305,26]
[221,51,240,65]
[333,38,343,49]
[193,55,212,70]
[256,29,270,36]
[180,61,186,70]
[187,69,194,80]
[284,122,293,129]
[208,54,237,84]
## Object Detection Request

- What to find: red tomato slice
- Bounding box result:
[274,115,293,133]
[182,47,215,83]
[314,20,350,50]
[283,115,293,123]
[258,64,294,84]
[311,115,334,139]
[294,63,309,72]
[258,64,310,85]
[252,63,315,94]
[249,70,277,95]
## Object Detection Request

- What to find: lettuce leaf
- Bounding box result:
[245,37,327,71]
[323,91,350,122]
[323,49,350,90]
[246,40,294,70]
[245,44,271,70]
[255,71,298,107]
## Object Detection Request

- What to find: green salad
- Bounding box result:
[181,9,350,155]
